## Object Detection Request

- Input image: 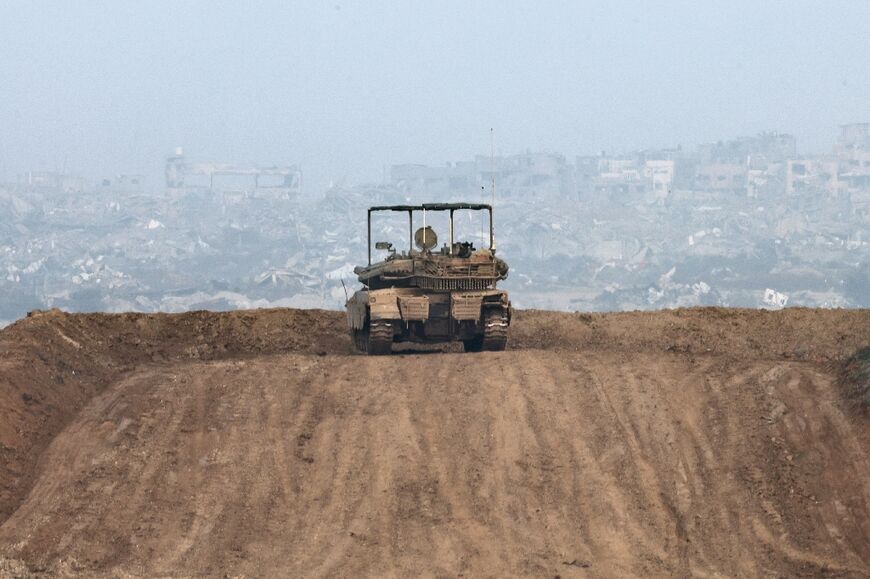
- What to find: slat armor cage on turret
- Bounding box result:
[346,203,511,355]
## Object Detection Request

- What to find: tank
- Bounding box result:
[346,203,511,355]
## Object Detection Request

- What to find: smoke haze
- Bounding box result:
[2,1,868,188]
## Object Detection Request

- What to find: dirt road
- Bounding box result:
[1,308,868,576]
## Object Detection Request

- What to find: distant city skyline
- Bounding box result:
[3,123,863,196]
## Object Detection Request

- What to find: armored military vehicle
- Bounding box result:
[346,203,510,355]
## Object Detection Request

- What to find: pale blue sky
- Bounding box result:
[1,1,868,190]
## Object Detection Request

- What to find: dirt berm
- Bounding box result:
[1,307,869,577]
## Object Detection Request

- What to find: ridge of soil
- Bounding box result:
[0,306,868,576]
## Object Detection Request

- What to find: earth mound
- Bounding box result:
[0,307,868,576]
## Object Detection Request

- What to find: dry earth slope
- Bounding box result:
[0,307,868,577]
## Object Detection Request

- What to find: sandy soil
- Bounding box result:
[0,307,868,577]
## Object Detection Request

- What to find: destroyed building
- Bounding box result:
[18,171,87,194]
[0,123,868,325]
[165,148,302,199]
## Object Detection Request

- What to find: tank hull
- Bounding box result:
[346,287,510,354]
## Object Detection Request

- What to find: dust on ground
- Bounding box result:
[1,307,868,577]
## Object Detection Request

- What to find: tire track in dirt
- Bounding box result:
[0,347,868,577]
[3,305,868,532]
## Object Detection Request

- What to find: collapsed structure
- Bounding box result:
[1,123,868,325]
[165,148,301,198]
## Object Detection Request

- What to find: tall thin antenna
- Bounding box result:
[480,186,485,246]
[490,128,496,251]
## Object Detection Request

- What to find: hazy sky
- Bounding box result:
[1,1,868,191]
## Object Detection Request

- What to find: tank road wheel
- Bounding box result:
[481,309,509,351]
[366,322,393,356]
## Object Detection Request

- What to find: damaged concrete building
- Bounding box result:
[166,148,301,199]
[1,123,868,324]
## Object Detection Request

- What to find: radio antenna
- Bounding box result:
[490,128,496,251]
[480,186,485,246]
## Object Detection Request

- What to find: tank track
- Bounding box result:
[481,310,509,351]
[366,322,393,356]
[463,309,508,352]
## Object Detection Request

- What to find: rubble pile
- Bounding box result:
[0,124,868,322]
